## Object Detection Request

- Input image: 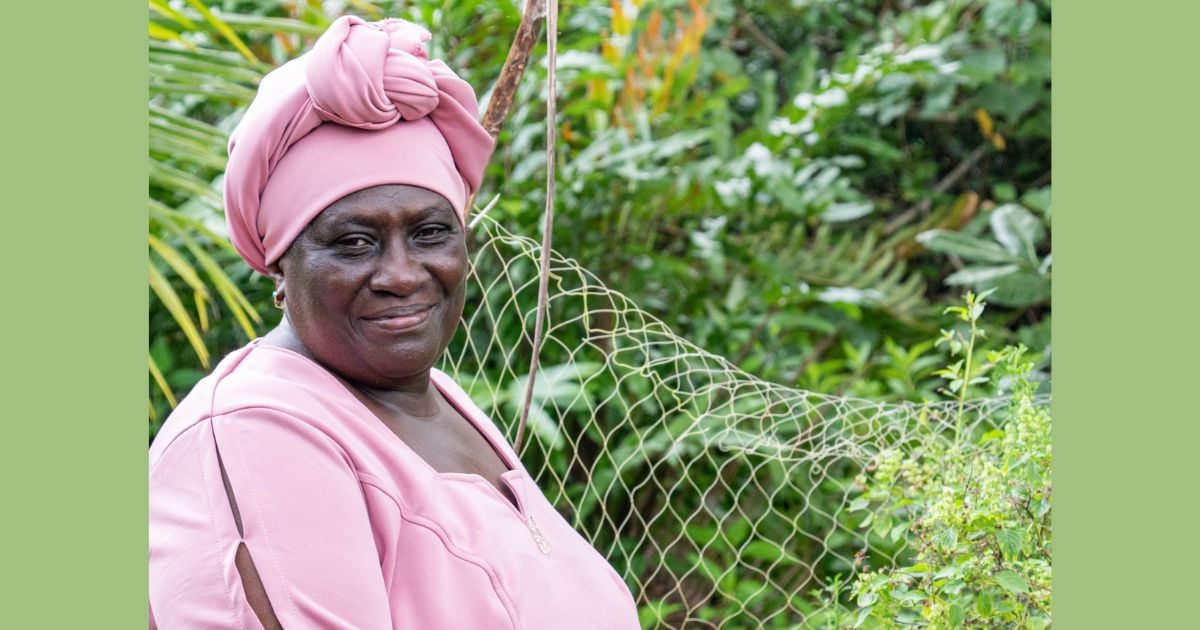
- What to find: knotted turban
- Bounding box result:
[224,15,494,275]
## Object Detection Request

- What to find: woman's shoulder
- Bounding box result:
[150,341,359,465]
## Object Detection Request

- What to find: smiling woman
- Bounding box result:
[267,186,468,388]
[148,15,639,630]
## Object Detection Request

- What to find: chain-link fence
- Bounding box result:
[442,215,1043,628]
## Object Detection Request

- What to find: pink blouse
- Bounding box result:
[149,341,640,629]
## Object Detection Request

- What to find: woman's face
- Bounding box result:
[274,184,467,389]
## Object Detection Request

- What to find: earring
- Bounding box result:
[272,288,285,309]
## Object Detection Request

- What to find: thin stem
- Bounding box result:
[464,0,547,213]
[954,317,977,449]
[514,0,558,453]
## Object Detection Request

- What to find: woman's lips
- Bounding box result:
[362,305,434,332]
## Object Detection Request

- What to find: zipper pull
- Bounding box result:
[526,516,551,554]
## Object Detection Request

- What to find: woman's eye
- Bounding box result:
[415,226,450,242]
[338,236,371,249]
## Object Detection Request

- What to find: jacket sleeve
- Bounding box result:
[150,406,393,629]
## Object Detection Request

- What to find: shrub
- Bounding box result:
[847,295,1051,628]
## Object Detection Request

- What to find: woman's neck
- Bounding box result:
[259,319,441,419]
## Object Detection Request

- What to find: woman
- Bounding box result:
[149,16,640,629]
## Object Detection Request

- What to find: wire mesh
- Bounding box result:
[442,214,1044,628]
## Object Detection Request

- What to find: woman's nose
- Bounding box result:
[368,239,426,295]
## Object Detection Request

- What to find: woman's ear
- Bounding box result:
[266,263,286,310]
[266,262,284,287]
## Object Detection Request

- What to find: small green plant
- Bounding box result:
[935,289,992,448]
[847,294,1051,628]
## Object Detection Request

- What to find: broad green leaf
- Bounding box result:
[932,527,957,550]
[978,82,1043,122]
[957,49,1007,84]
[976,591,993,616]
[726,518,752,547]
[724,275,748,312]
[997,528,1025,560]
[684,524,718,547]
[983,270,1051,307]
[990,204,1044,262]
[1022,186,1052,216]
[637,600,683,629]
[822,201,874,222]
[942,579,966,595]
[948,603,965,626]
[743,540,795,564]
[917,229,1017,264]
[841,135,904,162]
[853,605,873,628]
[977,429,1005,445]
[993,570,1029,594]
[945,264,1019,286]
[991,182,1016,202]
[519,405,564,450]
[848,497,870,512]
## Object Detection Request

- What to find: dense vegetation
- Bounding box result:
[149,1,1050,626]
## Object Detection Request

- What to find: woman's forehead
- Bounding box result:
[316,184,455,226]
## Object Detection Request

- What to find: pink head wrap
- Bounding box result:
[223,15,494,275]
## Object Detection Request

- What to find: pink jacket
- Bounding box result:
[149,341,639,628]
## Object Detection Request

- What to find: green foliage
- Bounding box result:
[148,0,1051,425]
[847,299,1052,628]
[920,197,1051,307]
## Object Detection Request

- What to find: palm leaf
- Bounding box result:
[183,0,261,64]
[149,0,197,31]
[148,354,179,408]
[148,161,223,208]
[152,207,262,340]
[148,22,193,48]
[149,262,211,369]
[149,233,212,329]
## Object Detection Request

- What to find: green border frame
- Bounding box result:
[6,1,1198,626]
[4,2,146,625]
[1054,1,1200,627]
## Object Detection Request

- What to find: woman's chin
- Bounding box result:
[353,347,445,385]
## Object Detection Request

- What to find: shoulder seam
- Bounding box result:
[150,404,352,477]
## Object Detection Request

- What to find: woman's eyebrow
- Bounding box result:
[319,216,377,231]
[414,203,456,219]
